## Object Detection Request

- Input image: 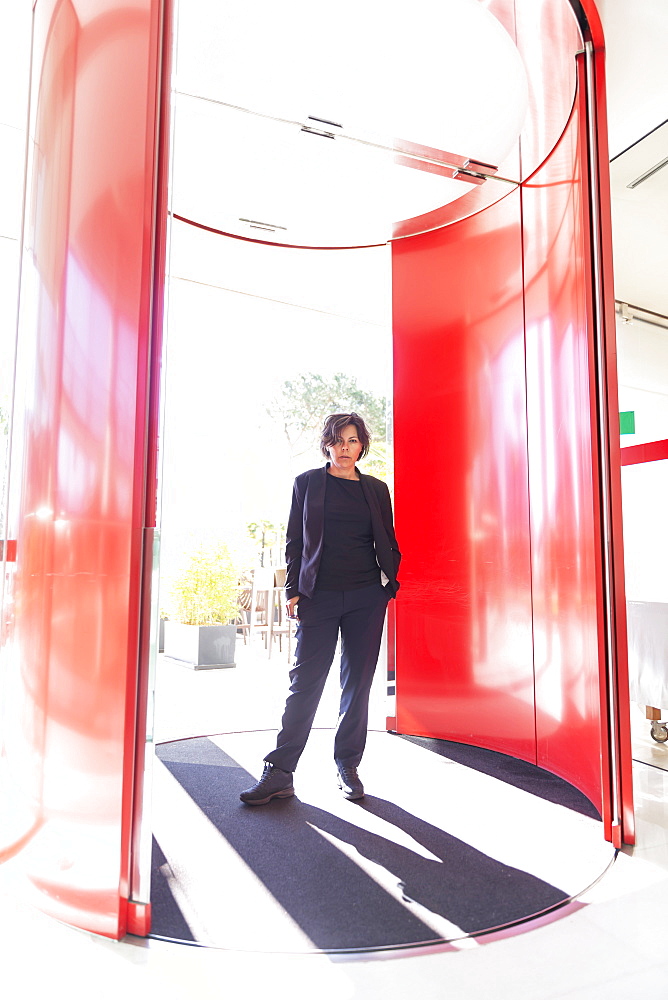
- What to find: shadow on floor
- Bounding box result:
[151,737,574,951]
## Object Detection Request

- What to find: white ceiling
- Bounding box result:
[597,0,668,316]
[171,0,528,247]
[609,122,668,317]
[596,0,668,160]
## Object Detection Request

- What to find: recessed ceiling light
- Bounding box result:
[626,156,668,189]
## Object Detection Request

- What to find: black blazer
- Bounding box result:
[285,464,401,600]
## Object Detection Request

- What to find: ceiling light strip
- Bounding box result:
[239,217,287,231]
[626,155,668,189]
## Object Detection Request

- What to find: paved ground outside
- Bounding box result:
[154,632,392,746]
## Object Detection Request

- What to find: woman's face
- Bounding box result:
[327,423,364,472]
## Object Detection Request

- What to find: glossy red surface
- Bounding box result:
[521,90,604,809]
[0,540,17,562]
[392,0,633,840]
[392,189,536,760]
[513,0,581,180]
[621,440,668,465]
[3,0,167,937]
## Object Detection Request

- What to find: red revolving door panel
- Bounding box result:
[392,189,534,760]
[3,0,169,936]
[391,0,633,843]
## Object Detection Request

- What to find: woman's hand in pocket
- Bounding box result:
[286,596,300,620]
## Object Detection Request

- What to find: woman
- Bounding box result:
[240,412,400,805]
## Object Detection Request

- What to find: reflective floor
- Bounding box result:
[1,649,667,999]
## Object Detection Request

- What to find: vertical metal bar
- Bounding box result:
[584,39,621,841]
[129,0,175,913]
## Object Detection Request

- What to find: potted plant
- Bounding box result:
[163,541,240,669]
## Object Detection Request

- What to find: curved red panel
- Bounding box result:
[513,0,581,180]
[392,188,536,761]
[522,95,604,808]
[392,0,632,839]
[3,0,167,937]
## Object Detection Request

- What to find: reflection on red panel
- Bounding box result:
[392,188,536,761]
[392,0,633,839]
[514,0,581,181]
[521,96,603,811]
[4,0,166,937]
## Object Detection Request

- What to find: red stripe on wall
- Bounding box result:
[620,439,668,466]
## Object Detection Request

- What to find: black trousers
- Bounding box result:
[264,583,390,772]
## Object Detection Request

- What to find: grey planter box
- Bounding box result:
[163,621,236,669]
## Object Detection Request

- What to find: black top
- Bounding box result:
[284,464,401,600]
[315,474,380,591]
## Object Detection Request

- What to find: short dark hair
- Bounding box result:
[320,412,371,460]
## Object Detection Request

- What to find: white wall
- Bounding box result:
[598,0,668,159]
[617,314,668,609]
[617,315,668,446]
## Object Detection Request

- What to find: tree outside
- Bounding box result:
[158,370,390,614]
[266,371,389,481]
